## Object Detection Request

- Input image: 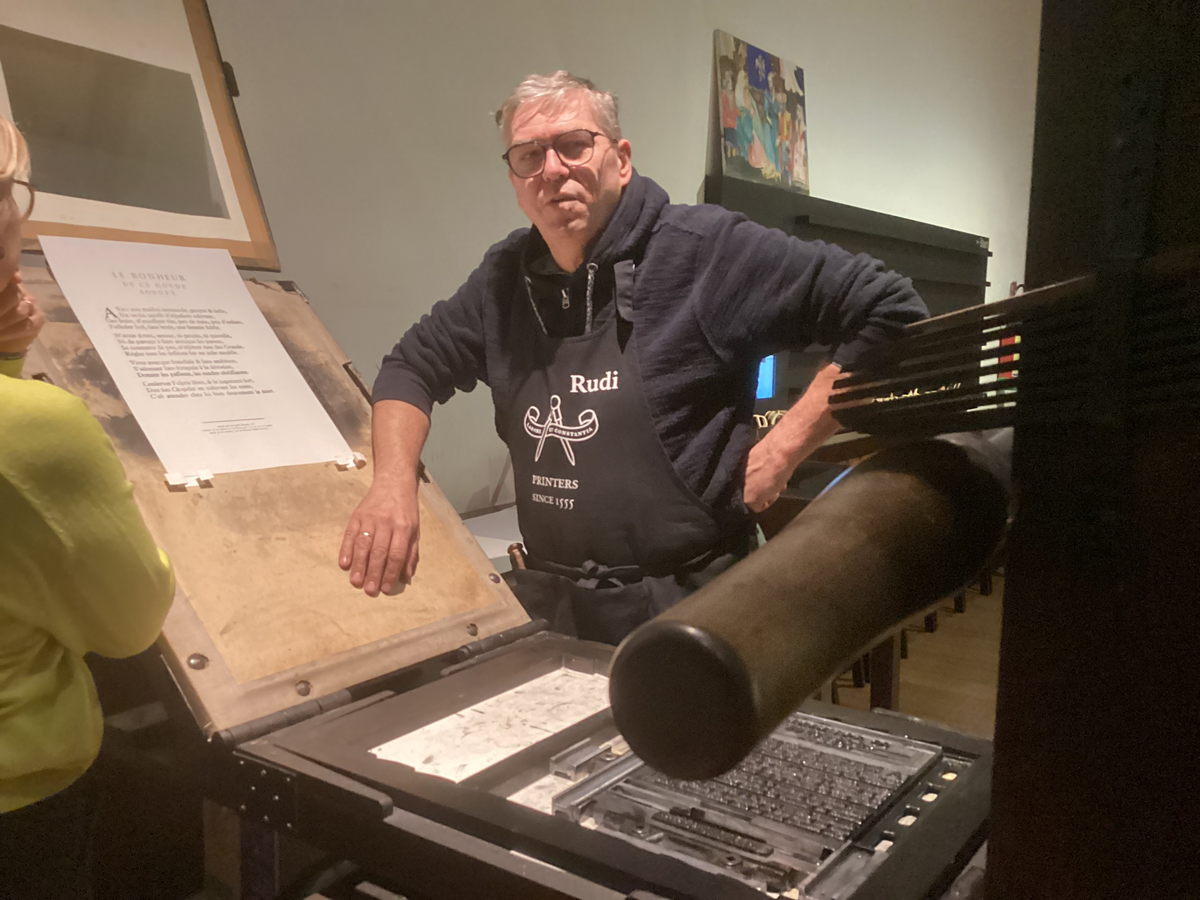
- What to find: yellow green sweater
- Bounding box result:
[1,357,174,812]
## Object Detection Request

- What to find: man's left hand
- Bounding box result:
[744,434,791,512]
[742,361,845,514]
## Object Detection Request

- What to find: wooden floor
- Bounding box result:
[834,576,1005,739]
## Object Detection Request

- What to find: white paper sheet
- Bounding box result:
[371,668,610,783]
[40,236,352,477]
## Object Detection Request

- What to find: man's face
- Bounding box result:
[506,94,632,254]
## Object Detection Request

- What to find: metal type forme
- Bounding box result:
[544,708,968,896]
[608,439,1009,780]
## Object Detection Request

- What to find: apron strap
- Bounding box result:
[525,532,751,589]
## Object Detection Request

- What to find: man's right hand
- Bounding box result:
[340,479,421,596]
[342,399,432,596]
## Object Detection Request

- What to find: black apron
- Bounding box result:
[501,260,749,645]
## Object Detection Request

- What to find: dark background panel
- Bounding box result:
[1023,0,1200,286]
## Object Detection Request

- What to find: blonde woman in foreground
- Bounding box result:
[0,115,175,899]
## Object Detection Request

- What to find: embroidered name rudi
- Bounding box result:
[569,370,619,393]
[523,394,599,465]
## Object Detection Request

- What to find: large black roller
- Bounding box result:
[608,435,1010,780]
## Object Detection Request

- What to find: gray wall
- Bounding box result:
[207,0,1042,513]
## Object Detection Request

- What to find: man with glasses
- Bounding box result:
[341,71,927,644]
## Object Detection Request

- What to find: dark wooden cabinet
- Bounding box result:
[704,174,991,407]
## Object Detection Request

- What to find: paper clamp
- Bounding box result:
[164,470,215,490]
[335,451,368,471]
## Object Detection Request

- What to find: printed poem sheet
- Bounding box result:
[40,237,351,476]
[370,668,610,782]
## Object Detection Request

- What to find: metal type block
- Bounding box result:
[551,752,644,822]
[551,737,617,781]
[650,812,774,856]
[546,711,952,896]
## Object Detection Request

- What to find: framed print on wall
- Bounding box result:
[715,29,810,195]
[0,0,278,269]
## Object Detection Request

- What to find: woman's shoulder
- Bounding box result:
[0,375,96,433]
[0,377,112,480]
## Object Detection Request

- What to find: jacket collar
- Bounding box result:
[524,170,669,274]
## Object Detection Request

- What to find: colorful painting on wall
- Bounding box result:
[715,30,809,194]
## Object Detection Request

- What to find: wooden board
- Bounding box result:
[21,265,529,734]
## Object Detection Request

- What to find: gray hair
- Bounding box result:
[495,71,621,145]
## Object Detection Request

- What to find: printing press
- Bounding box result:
[17,2,1198,897]
[21,265,996,900]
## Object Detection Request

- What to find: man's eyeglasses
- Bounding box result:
[503,129,609,179]
[9,179,35,220]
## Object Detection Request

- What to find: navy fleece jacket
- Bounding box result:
[373,172,927,521]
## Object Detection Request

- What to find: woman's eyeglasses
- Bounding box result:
[10,179,35,220]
